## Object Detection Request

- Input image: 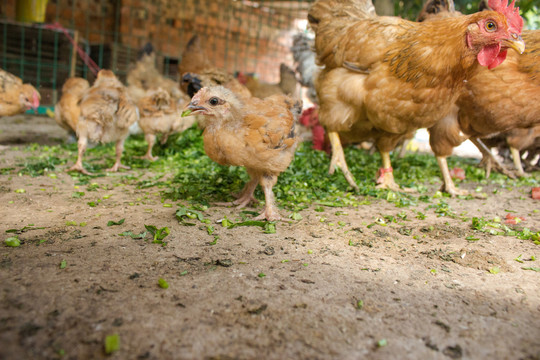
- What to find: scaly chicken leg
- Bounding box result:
[328,132,359,190]
[140,133,159,161]
[67,136,92,175]
[106,139,130,172]
[509,147,527,177]
[470,138,517,179]
[253,173,282,222]
[216,173,259,208]
[436,156,470,196]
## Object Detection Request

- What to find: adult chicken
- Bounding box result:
[67,70,138,174]
[0,68,40,116]
[308,0,524,192]
[184,86,301,221]
[428,0,540,192]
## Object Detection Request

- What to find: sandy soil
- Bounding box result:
[0,115,539,360]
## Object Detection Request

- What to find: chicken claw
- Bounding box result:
[470,138,517,179]
[328,132,359,190]
[375,167,414,193]
[66,163,93,175]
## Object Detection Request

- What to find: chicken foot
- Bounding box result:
[470,138,517,179]
[215,176,259,208]
[139,133,159,161]
[436,156,472,197]
[375,151,414,192]
[106,139,130,172]
[328,132,359,190]
[253,174,283,222]
[67,136,93,175]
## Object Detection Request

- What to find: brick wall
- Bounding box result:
[2,0,309,82]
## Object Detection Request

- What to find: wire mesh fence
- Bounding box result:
[0,0,313,106]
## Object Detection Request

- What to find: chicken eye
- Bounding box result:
[485,21,497,32]
[209,97,220,106]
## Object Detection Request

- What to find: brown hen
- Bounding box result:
[308,0,524,192]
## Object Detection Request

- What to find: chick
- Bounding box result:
[68,70,138,174]
[137,88,194,161]
[54,77,90,136]
[185,86,301,221]
[0,68,40,116]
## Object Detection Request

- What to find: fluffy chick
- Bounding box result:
[185,86,301,221]
[68,70,139,174]
[0,68,40,116]
[137,88,195,161]
[54,77,90,135]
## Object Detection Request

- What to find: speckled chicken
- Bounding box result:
[68,70,139,174]
[0,68,40,116]
[137,88,194,161]
[184,86,301,221]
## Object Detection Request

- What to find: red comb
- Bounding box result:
[488,0,524,34]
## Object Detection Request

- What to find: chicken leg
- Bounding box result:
[470,138,517,179]
[106,139,130,172]
[67,136,93,175]
[140,133,159,161]
[216,175,259,208]
[375,151,414,192]
[510,147,527,177]
[253,174,283,222]
[328,131,359,190]
[436,156,470,196]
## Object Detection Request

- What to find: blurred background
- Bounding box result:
[1,0,538,108]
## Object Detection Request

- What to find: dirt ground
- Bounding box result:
[0,115,539,360]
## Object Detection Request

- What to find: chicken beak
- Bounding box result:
[502,34,525,55]
[182,104,207,117]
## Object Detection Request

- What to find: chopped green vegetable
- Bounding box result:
[181,109,192,117]
[356,300,364,310]
[107,218,125,226]
[5,237,20,247]
[144,225,170,246]
[118,231,147,239]
[377,339,388,347]
[104,334,120,354]
[60,259,67,269]
[258,272,266,278]
[521,267,540,272]
[158,278,169,289]
[489,267,500,274]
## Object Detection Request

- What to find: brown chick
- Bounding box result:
[184,86,301,221]
[181,68,252,102]
[0,68,40,116]
[127,52,186,103]
[68,69,139,175]
[178,34,213,79]
[137,88,195,161]
[244,64,298,99]
[54,77,90,134]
